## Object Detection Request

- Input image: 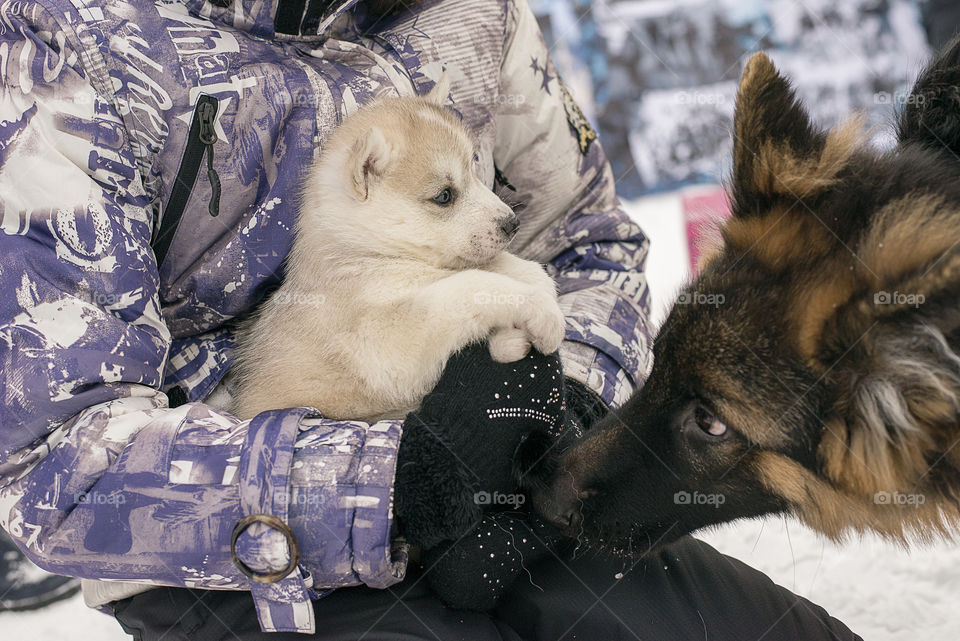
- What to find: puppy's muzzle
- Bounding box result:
[498,214,520,239]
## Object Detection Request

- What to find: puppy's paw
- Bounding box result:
[489,327,531,363]
[522,295,566,355]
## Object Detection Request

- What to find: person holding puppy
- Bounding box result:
[0,0,859,638]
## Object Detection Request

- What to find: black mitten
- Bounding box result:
[421,512,563,611]
[394,342,568,549]
[419,376,606,610]
[563,376,610,431]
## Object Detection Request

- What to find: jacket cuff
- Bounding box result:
[234,407,317,634]
[232,411,407,634]
[284,416,408,588]
[344,419,408,588]
[559,328,652,410]
[557,290,653,409]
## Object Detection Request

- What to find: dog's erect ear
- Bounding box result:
[349,126,392,201]
[897,33,960,156]
[731,53,863,218]
[424,71,451,106]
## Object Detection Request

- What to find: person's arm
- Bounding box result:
[0,12,400,634]
[494,0,654,409]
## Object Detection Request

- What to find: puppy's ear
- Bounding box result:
[731,53,863,218]
[349,126,392,201]
[424,71,451,106]
[897,33,960,155]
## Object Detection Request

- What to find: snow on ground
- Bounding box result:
[1,194,957,640]
[0,591,129,639]
[701,519,960,641]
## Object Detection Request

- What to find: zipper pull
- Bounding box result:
[198,100,221,217]
[205,150,221,218]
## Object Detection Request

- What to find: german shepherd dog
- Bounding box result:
[534,37,960,554]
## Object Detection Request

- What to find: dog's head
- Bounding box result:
[305,76,517,269]
[534,44,960,553]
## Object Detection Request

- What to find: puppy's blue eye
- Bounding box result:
[431,187,455,206]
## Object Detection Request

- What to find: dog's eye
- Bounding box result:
[694,406,728,437]
[431,187,455,206]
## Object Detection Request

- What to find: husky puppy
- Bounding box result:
[534,38,960,553]
[230,79,565,421]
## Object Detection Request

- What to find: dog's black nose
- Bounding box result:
[532,482,584,535]
[498,215,520,238]
[542,502,582,532]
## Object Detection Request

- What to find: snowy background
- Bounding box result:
[3,0,960,639]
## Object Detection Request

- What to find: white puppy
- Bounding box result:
[230,78,565,421]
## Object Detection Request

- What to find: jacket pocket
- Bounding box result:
[152,94,221,268]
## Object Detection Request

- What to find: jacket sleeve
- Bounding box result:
[0,9,402,633]
[494,0,654,408]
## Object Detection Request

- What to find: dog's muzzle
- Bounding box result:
[532,475,584,535]
[498,214,520,239]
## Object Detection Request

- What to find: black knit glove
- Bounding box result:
[418,377,605,611]
[422,511,564,611]
[563,376,610,431]
[394,342,569,549]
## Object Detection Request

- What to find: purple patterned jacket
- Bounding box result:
[0,0,651,633]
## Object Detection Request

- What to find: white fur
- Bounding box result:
[230,93,565,421]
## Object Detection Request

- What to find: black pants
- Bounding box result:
[111,536,860,641]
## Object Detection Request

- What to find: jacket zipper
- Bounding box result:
[152,94,221,267]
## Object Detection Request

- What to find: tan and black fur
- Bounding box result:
[534,37,960,553]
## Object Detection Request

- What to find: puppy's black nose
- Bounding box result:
[498,215,520,238]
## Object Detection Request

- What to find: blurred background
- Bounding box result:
[3,1,959,639]
[533,0,942,199]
